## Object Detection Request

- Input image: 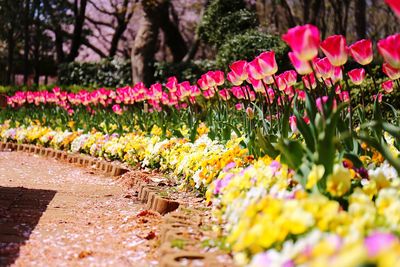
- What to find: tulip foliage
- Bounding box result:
[1,24,400,194]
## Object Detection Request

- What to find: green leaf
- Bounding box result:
[276,139,304,170]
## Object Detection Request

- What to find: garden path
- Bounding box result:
[0,151,160,267]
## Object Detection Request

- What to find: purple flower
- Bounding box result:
[223,161,236,172]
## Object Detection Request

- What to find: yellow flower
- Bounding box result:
[306,165,325,189]
[326,164,351,197]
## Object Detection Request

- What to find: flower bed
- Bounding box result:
[1,19,400,266]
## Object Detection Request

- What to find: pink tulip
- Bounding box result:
[247,58,264,80]
[386,0,400,17]
[382,63,400,80]
[288,52,312,75]
[282,70,297,87]
[339,91,350,102]
[204,72,216,88]
[349,39,373,65]
[218,89,231,101]
[348,68,366,85]
[289,115,298,133]
[112,104,123,115]
[331,66,343,84]
[197,77,208,90]
[314,57,334,79]
[235,103,244,110]
[227,71,243,86]
[316,96,337,112]
[382,80,394,93]
[230,60,248,81]
[275,75,287,91]
[373,93,383,103]
[246,107,255,119]
[248,77,264,93]
[320,35,348,66]
[166,77,178,92]
[258,51,278,76]
[296,90,306,101]
[378,34,400,69]
[263,75,274,85]
[213,70,225,86]
[282,24,320,61]
[302,73,317,90]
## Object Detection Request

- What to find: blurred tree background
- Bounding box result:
[0,0,399,89]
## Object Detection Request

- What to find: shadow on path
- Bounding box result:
[0,186,56,266]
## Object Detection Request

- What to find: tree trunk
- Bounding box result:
[355,0,367,39]
[109,21,128,57]
[6,23,15,85]
[23,0,31,84]
[159,2,187,62]
[131,1,163,85]
[66,0,88,62]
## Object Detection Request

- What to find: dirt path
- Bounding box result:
[0,151,161,267]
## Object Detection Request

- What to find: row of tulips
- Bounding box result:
[1,23,400,197]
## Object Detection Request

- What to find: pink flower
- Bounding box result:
[382,63,400,80]
[382,80,394,93]
[213,70,225,86]
[378,34,400,69]
[112,104,123,115]
[288,52,312,75]
[302,73,317,90]
[263,75,274,85]
[227,71,243,86]
[282,24,320,61]
[374,93,383,103]
[275,74,287,91]
[386,0,400,17]
[248,77,264,93]
[316,96,336,112]
[235,103,244,110]
[331,66,343,84]
[348,68,366,85]
[320,35,348,66]
[289,115,297,133]
[258,51,278,76]
[166,76,178,92]
[247,58,264,80]
[364,232,397,257]
[339,91,350,102]
[314,57,334,79]
[282,70,297,87]
[230,60,248,81]
[218,89,231,101]
[296,90,306,101]
[349,39,373,65]
[246,107,255,119]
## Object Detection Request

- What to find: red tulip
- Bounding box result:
[349,39,373,65]
[378,34,400,69]
[320,35,348,66]
[230,60,248,81]
[348,68,366,85]
[257,51,278,76]
[382,80,394,93]
[282,24,320,61]
[382,63,400,80]
[386,0,400,17]
[288,52,312,75]
[314,57,334,79]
